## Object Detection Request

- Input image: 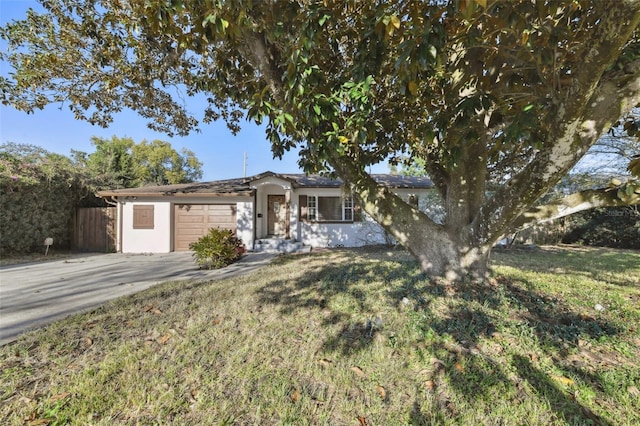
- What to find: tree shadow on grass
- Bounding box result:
[513,355,612,426]
[256,249,621,424]
[257,251,415,355]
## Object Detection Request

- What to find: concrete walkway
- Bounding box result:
[0,252,276,346]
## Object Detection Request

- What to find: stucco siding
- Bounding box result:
[121,200,172,253]
[299,217,389,248]
[236,201,254,250]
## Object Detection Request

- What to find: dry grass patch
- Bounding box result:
[0,251,76,266]
[1,245,639,425]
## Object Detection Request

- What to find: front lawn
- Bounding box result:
[1,245,638,425]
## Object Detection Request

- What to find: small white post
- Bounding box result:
[44,237,53,256]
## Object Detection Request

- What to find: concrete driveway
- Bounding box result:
[0,252,275,346]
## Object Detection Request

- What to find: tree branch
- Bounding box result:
[511,186,640,231]
[475,3,640,244]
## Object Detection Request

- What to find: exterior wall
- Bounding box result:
[117,195,253,253]
[299,218,389,248]
[236,201,254,250]
[120,199,172,253]
[295,187,434,248]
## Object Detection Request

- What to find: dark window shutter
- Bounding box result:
[133,205,154,229]
[299,195,307,220]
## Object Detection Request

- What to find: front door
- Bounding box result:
[267,195,286,236]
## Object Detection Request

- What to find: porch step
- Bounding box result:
[253,238,309,254]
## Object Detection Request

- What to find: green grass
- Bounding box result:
[1,245,639,425]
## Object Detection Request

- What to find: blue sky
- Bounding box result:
[1,1,391,181]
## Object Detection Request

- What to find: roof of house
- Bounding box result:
[96,171,433,197]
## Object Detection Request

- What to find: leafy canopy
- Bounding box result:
[73,136,203,188]
[2,0,638,178]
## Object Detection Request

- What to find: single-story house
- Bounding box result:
[97,171,434,253]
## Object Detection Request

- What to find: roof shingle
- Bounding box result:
[97,171,433,197]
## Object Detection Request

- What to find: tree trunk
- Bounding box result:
[367,199,493,281]
[334,160,494,280]
[402,228,493,282]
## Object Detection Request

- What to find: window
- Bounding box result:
[133,205,154,229]
[303,195,354,222]
[343,196,354,221]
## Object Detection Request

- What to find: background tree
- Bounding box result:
[2,0,639,279]
[83,136,135,188]
[74,136,203,188]
[130,139,203,186]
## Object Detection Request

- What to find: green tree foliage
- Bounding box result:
[516,205,640,250]
[1,0,639,278]
[84,136,135,188]
[75,136,203,188]
[0,143,96,255]
[130,139,203,186]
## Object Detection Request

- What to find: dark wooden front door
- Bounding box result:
[267,195,286,236]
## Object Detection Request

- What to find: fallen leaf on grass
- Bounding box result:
[190,388,200,401]
[628,386,639,397]
[431,358,446,372]
[454,362,464,372]
[143,305,163,315]
[212,318,221,325]
[291,389,301,402]
[350,366,366,378]
[49,392,71,403]
[27,419,51,426]
[424,380,436,391]
[376,385,386,400]
[552,375,575,386]
[158,333,172,345]
[84,337,93,346]
[356,415,367,426]
[317,358,332,367]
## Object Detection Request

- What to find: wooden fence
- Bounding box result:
[73,207,117,252]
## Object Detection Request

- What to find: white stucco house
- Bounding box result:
[97,171,434,253]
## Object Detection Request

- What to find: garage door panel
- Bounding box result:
[177,216,206,224]
[174,204,237,251]
[207,217,235,224]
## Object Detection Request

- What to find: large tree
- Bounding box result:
[73,136,203,188]
[1,0,639,279]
